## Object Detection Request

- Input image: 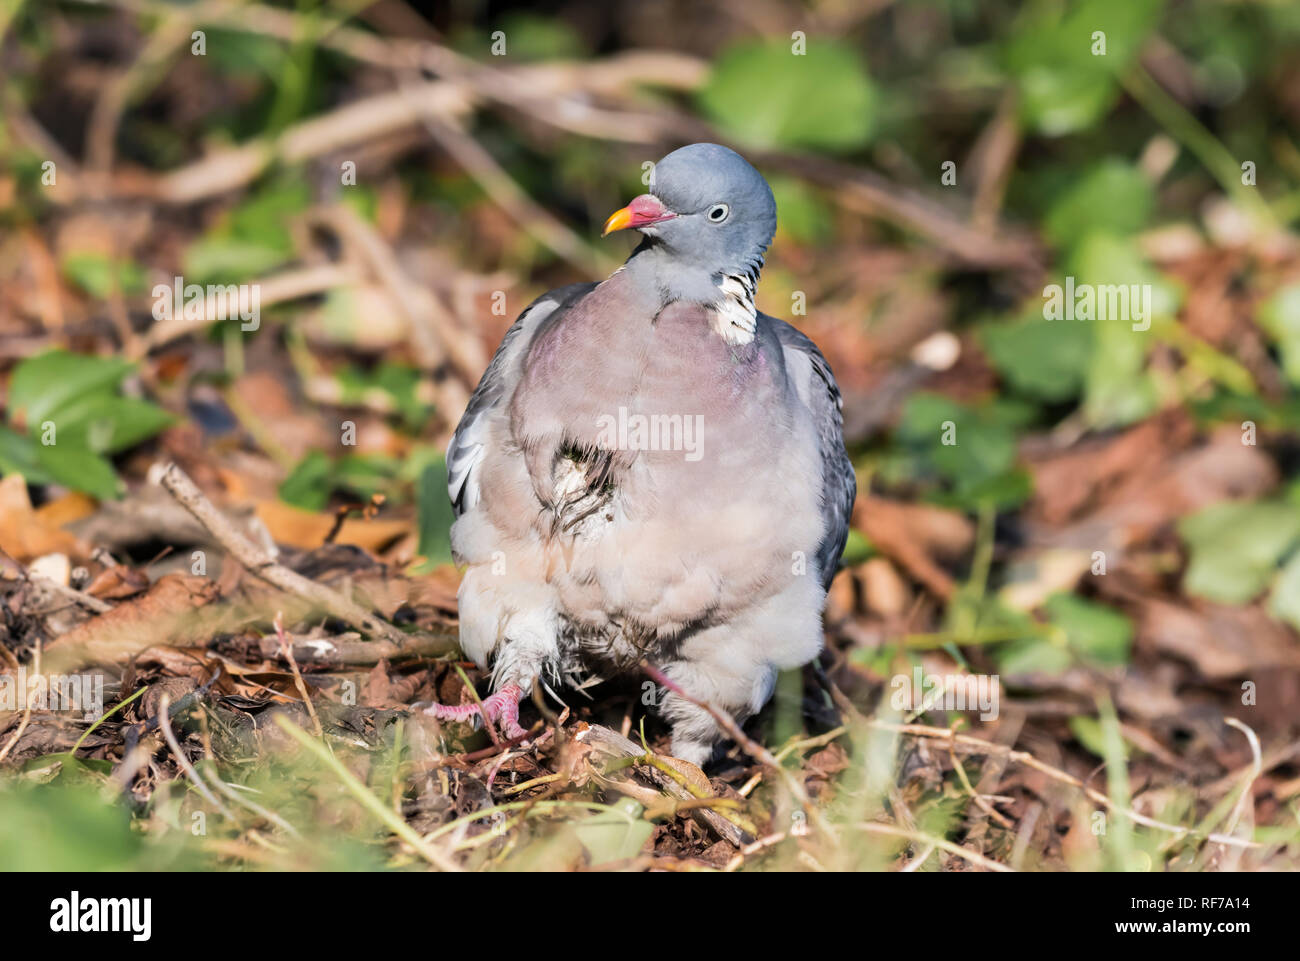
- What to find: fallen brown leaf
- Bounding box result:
[852,496,974,599]
[1138,598,1300,678]
[256,499,410,552]
[0,475,86,562]
[42,574,219,673]
[85,564,151,600]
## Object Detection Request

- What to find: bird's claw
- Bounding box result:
[423,683,528,740]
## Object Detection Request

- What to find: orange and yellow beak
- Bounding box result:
[602,194,677,236]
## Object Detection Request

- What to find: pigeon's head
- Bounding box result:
[603,143,776,279]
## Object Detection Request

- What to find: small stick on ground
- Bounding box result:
[153,462,443,652]
[872,719,1262,850]
[640,660,835,841]
[274,612,322,738]
[29,574,112,614]
[0,640,40,764]
[575,723,749,847]
[254,631,450,665]
[853,821,1015,873]
[157,692,233,817]
[949,734,1014,830]
[724,831,789,872]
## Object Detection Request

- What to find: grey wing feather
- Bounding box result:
[447,283,598,516]
[765,315,857,590]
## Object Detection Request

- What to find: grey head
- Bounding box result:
[603,143,777,300]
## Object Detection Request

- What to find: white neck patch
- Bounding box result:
[709,273,757,345]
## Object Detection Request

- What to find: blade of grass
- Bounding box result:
[274,714,462,871]
[72,684,148,754]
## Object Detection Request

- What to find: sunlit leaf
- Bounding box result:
[572,798,654,865]
[61,253,147,298]
[896,393,1032,508]
[1179,499,1300,604]
[1268,551,1300,632]
[982,311,1093,402]
[34,444,121,500]
[1044,592,1132,666]
[1043,160,1154,248]
[1258,283,1300,387]
[45,395,175,455]
[1005,0,1164,136]
[415,456,455,568]
[0,427,55,485]
[279,450,332,511]
[699,40,876,151]
[8,350,133,430]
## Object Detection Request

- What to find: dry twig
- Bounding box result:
[153,462,449,654]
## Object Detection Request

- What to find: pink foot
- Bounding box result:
[424,683,528,739]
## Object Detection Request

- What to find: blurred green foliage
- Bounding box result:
[1179,493,1300,625]
[1005,0,1164,135]
[414,452,456,570]
[0,351,173,499]
[700,39,877,151]
[893,392,1034,509]
[185,180,310,284]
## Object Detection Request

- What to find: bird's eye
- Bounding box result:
[707,203,730,223]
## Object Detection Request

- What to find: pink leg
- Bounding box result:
[424,683,528,740]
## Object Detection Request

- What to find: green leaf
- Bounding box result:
[1269,551,1300,632]
[494,13,585,61]
[995,593,1132,675]
[896,393,1030,507]
[340,185,379,224]
[5,351,172,497]
[44,395,174,454]
[1044,592,1132,666]
[34,444,121,500]
[996,636,1074,675]
[1067,235,1182,316]
[699,40,876,152]
[184,180,309,284]
[572,798,654,866]
[1043,160,1154,249]
[61,253,147,298]
[769,176,833,245]
[1069,716,1129,760]
[840,528,874,566]
[0,782,141,870]
[933,469,1034,511]
[227,180,310,242]
[1005,0,1164,136]
[335,452,402,501]
[1180,500,1300,604]
[8,350,133,430]
[981,311,1093,402]
[183,238,292,284]
[205,28,287,77]
[336,362,431,428]
[3,351,178,497]
[415,456,456,569]
[1013,63,1116,137]
[1065,234,1181,428]
[1268,551,1300,634]
[0,427,56,485]
[1258,283,1300,387]
[278,449,407,511]
[279,450,332,511]
[1189,391,1300,435]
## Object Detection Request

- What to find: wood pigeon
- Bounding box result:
[427,143,856,765]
